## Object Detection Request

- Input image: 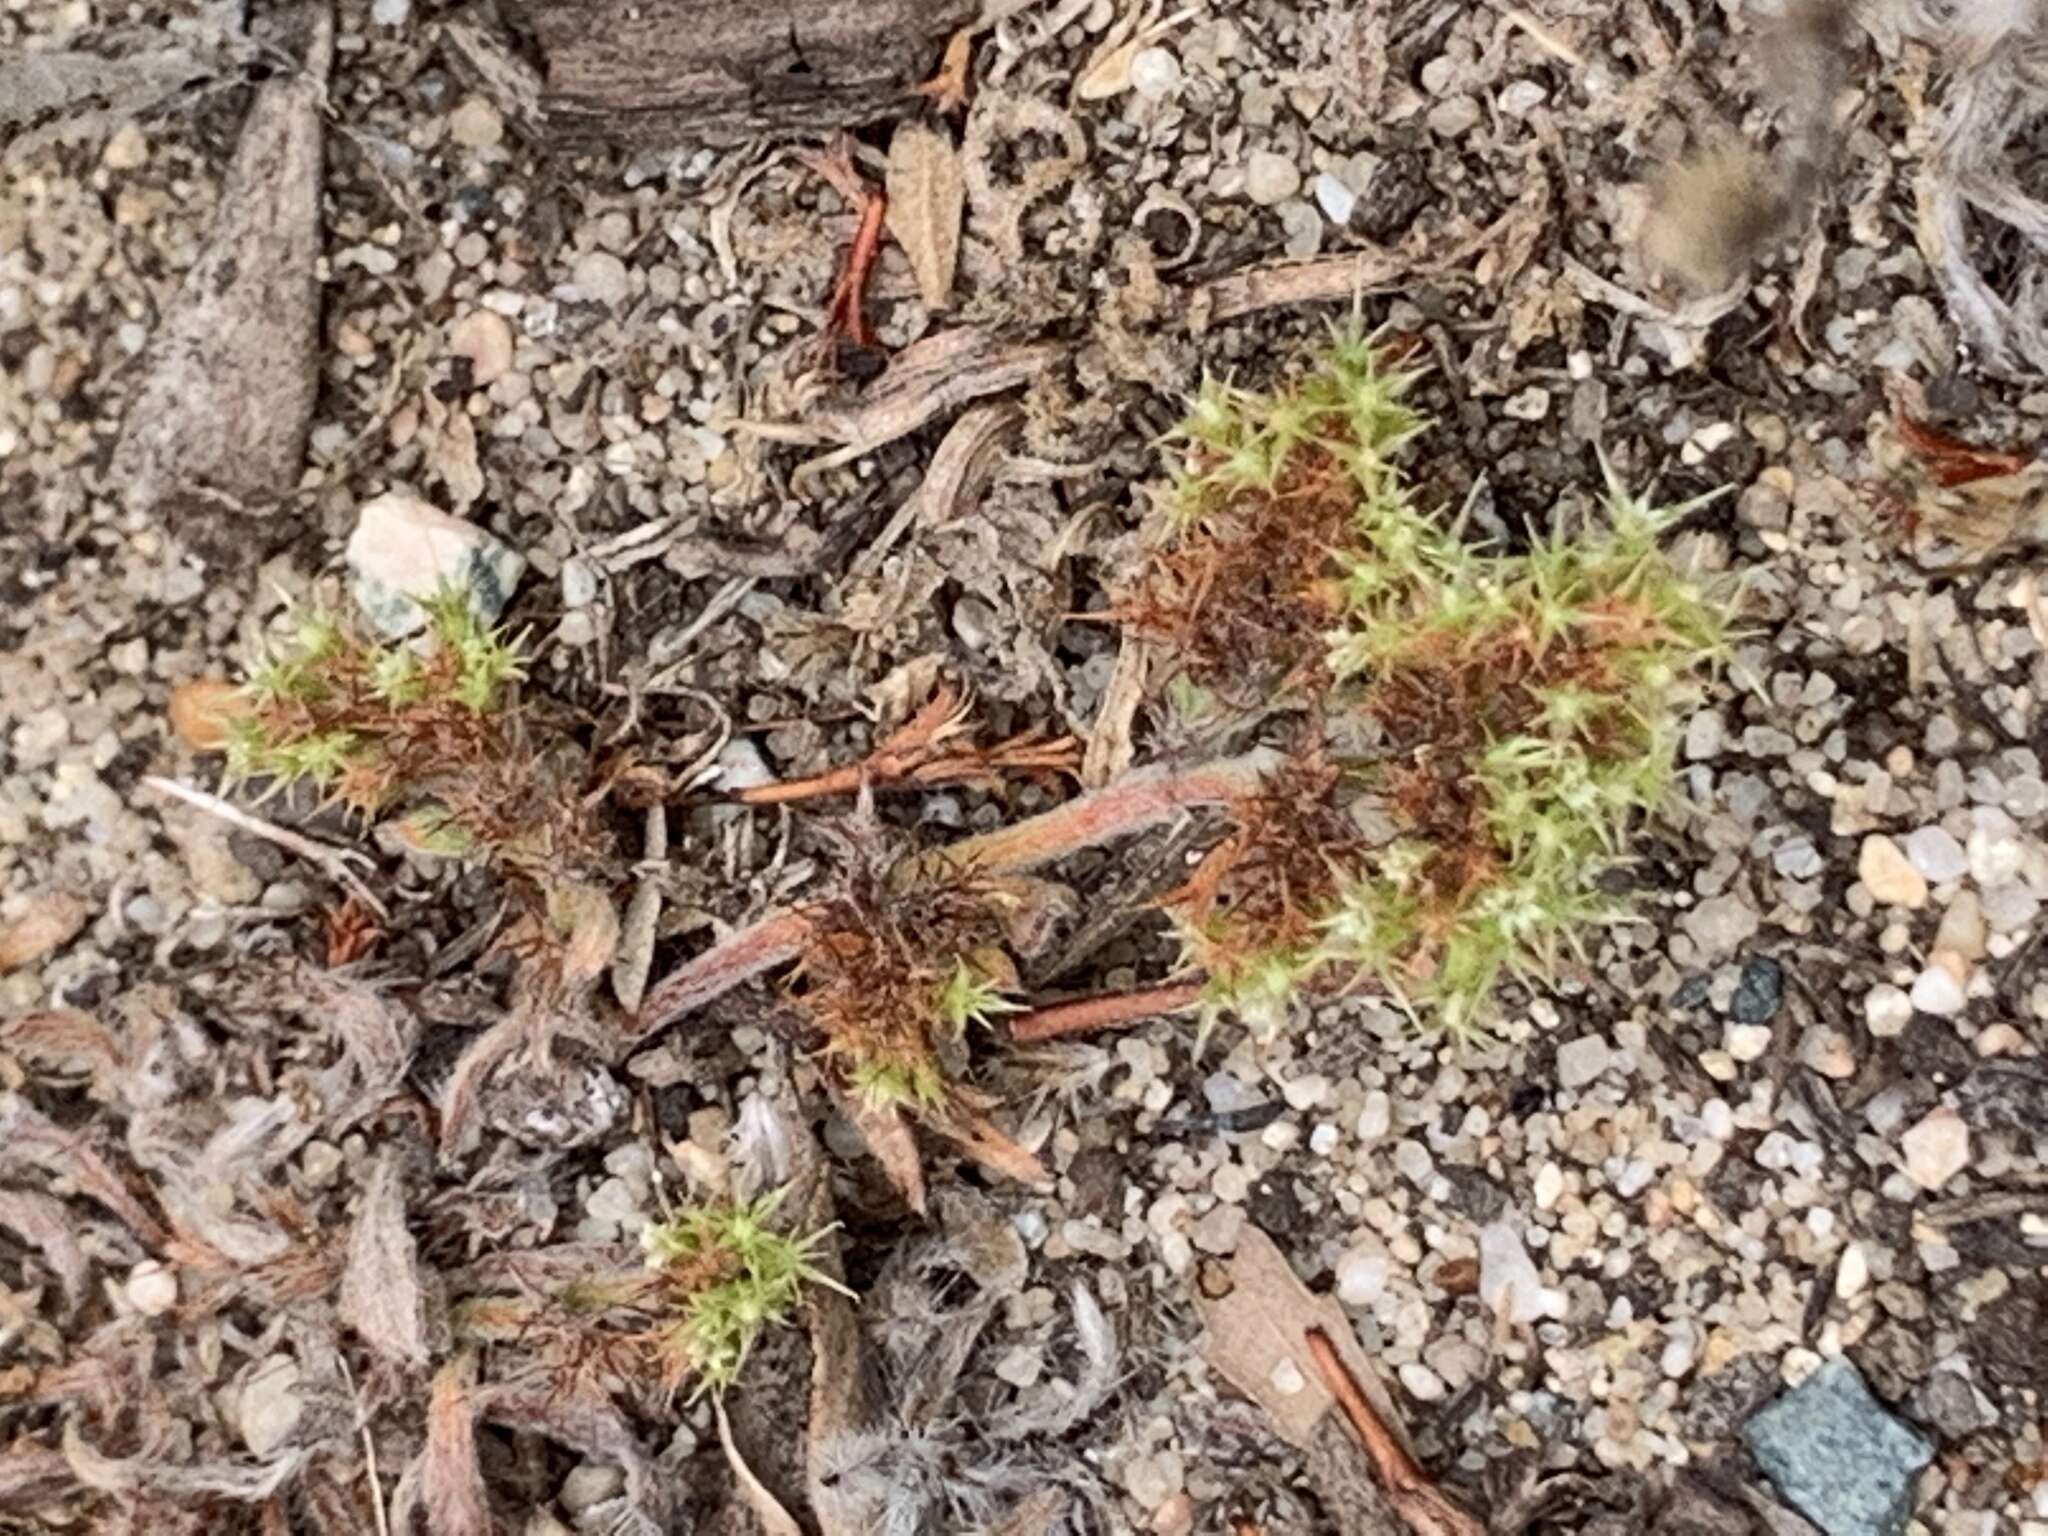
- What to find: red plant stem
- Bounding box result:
[900,749,1281,884]
[732,764,868,806]
[1009,980,1206,1043]
[632,907,816,1038]
[828,191,888,348]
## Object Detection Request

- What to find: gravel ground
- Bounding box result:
[3,2,2047,1534]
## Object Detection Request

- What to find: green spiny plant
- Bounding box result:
[638,1188,850,1397]
[218,583,610,881]
[1124,327,1740,1041]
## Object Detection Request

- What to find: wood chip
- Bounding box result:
[109,1,332,516]
[885,121,965,311]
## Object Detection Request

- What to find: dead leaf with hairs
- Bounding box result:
[423,1355,492,1536]
[0,892,88,974]
[886,121,965,310]
[338,1151,432,1367]
[0,1188,91,1309]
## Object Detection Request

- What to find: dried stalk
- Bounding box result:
[1009,979,1205,1043]
[898,749,1281,885]
[1304,1328,1485,1536]
[143,775,386,918]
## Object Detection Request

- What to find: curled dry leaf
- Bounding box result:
[0,891,89,974]
[885,121,965,311]
[338,1150,432,1367]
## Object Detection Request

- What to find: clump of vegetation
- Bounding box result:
[1127,330,1739,1039]
[637,1189,849,1396]
[220,585,609,878]
[456,1188,846,1403]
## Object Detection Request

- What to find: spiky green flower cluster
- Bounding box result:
[640,1189,848,1396]
[1160,328,1740,1041]
[221,581,527,811]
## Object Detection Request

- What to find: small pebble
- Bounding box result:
[572,250,632,308]
[1725,1023,1772,1063]
[1835,1243,1869,1299]
[448,309,515,387]
[447,96,504,150]
[126,1260,178,1316]
[1312,170,1356,225]
[1130,46,1181,98]
[1555,1035,1611,1090]
[1858,835,1928,909]
[1399,1361,1447,1401]
[1900,1105,1970,1190]
[1244,149,1303,206]
[1903,826,1968,884]
[1863,984,1912,1038]
[1908,957,1967,1017]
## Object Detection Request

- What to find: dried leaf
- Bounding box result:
[0,1188,90,1308]
[0,892,88,974]
[808,328,1065,453]
[0,1008,122,1093]
[430,406,485,511]
[717,1398,803,1536]
[556,882,621,988]
[840,1087,928,1215]
[339,1151,431,1366]
[885,121,965,311]
[422,1355,491,1536]
[168,678,248,751]
[610,875,661,1013]
[990,1490,1071,1536]
[1193,1224,1408,1454]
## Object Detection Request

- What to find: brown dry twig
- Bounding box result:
[1009,979,1205,1043]
[1304,1327,1485,1536]
[731,685,1077,806]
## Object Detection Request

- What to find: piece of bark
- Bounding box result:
[110,2,330,517]
[516,0,979,145]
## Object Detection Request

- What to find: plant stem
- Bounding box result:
[633,907,817,1037]
[1009,979,1207,1043]
[897,748,1282,886]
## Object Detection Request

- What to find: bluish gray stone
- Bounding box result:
[1743,1359,1932,1536]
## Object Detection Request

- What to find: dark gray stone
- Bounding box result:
[1729,955,1784,1025]
[1743,1359,1932,1536]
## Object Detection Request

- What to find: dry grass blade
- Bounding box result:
[718,1398,804,1536]
[61,1419,307,1500]
[142,776,386,919]
[1305,1329,1484,1536]
[1009,979,1204,1043]
[338,1151,431,1367]
[835,1084,929,1214]
[805,327,1065,454]
[900,748,1281,883]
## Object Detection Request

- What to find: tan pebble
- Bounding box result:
[335,323,374,359]
[1934,891,1987,962]
[1858,834,1928,908]
[125,1260,178,1316]
[1975,1024,2026,1056]
[167,678,247,751]
[102,123,149,169]
[1151,1493,1195,1536]
[447,95,504,149]
[1901,1104,1970,1190]
[448,309,515,388]
[387,402,420,448]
